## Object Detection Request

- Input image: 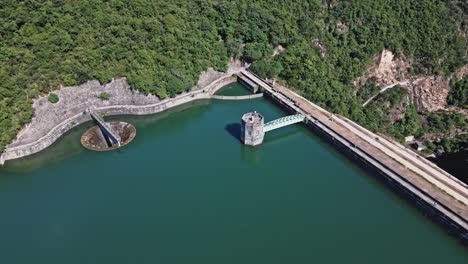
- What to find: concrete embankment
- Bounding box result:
[0,70,240,165]
[304,116,468,243]
[242,70,468,242]
[211,94,263,100]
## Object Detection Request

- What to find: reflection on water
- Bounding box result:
[240,145,262,164]
[107,99,211,129]
[224,123,242,143]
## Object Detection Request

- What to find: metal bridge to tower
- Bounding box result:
[263,114,305,133]
[241,112,305,146]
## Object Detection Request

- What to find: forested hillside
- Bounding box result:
[0,0,466,153]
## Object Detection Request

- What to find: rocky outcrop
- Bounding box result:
[454,65,468,80]
[311,39,327,58]
[356,49,463,113]
[409,76,450,112]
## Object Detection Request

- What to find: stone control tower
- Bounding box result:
[241,111,265,146]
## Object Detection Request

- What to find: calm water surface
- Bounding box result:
[0,85,466,263]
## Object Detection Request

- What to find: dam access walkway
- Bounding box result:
[240,70,468,233]
[89,108,121,146]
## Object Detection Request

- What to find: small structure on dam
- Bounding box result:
[237,73,259,93]
[81,109,136,151]
[241,111,305,146]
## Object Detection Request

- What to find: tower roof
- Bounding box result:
[242,111,264,124]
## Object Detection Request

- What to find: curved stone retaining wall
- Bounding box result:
[211,93,263,100]
[0,74,238,165]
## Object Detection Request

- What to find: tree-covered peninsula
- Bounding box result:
[0,0,466,155]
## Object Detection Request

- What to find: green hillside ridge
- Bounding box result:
[0,0,466,154]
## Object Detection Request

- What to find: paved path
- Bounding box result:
[362,81,408,107]
[211,94,263,100]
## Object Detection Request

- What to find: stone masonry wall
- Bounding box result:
[0,66,240,165]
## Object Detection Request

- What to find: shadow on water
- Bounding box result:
[429,151,468,184]
[225,123,242,143]
[225,123,304,165]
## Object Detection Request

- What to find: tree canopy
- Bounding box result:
[448,77,468,109]
[0,0,466,153]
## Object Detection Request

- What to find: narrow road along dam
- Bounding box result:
[240,70,468,239]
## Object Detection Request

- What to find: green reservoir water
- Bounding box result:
[215,82,253,96]
[0,85,466,263]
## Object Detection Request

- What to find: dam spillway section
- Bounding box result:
[81,108,136,151]
[89,108,122,147]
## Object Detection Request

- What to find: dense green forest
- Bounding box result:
[448,77,468,109]
[0,0,466,153]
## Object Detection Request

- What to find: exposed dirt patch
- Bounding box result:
[454,65,468,80]
[272,45,285,57]
[312,39,327,58]
[355,49,411,88]
[356,49,459,113]
[409,76,450,112]
[418,125,467,142]
[196,60,244,89]
[336,21,349,33]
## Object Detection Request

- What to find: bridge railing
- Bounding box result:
[263,114,305,133]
